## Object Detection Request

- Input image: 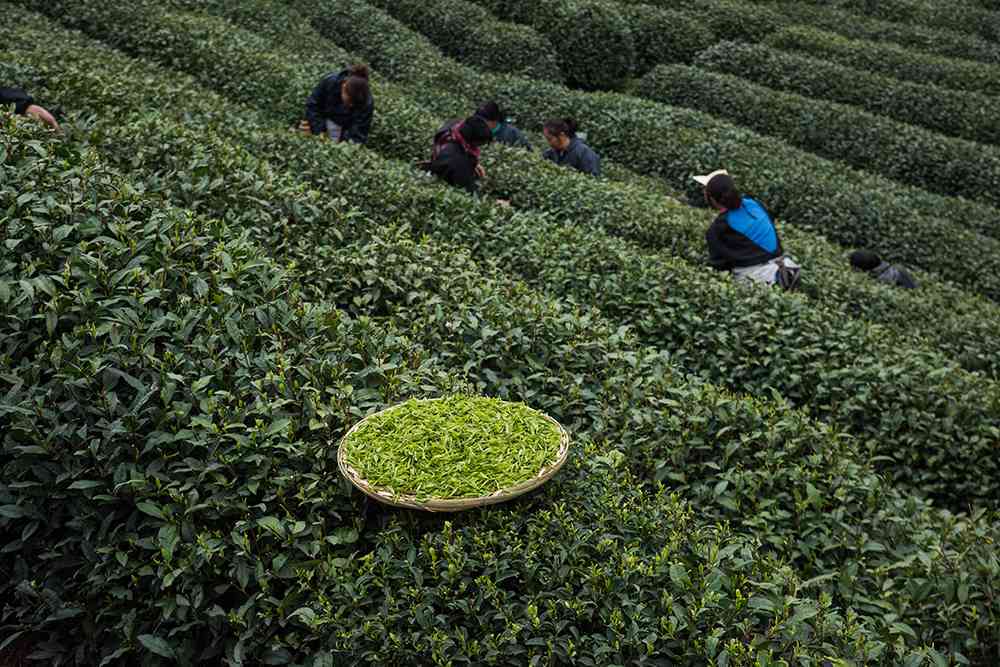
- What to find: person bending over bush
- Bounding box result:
[850,249,918,289]
[1,86,60,131]
[303,64,373,143]
[696,169,801,290]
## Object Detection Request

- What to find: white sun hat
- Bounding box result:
[692,169,730,186]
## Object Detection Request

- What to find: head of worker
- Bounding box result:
[849,249,882,272]
[476,101,504,133]
[542,117,578,152]
[460,115,493,148]
[695,169,742,212]
[341,64,371,110]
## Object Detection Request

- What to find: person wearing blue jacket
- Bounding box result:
[696,169,800,289]
[304,64,373,144]
[542,118,601,177]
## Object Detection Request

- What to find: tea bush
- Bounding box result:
[364,0,565,83]
[780,0,1000,41]
[766,25,1000,98]
[697,38,1000,148]
[14,35,1000,512]
[290,0,1000,302]
[9,0,994,512]
[435,0,636,89]
[640,61,1000,208]
[19,0,1000,381]
[4,7,1000,664]
[769,1,1000,64]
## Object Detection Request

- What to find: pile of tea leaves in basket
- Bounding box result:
[340,396,563,500]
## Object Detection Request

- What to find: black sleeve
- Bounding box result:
[448,156,477,194]
[344,98,373,144]
[705,216,733,271]
[429,147,477,194]
[1,87,34,115]
[305,76,334,135]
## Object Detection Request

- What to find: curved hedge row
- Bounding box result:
[619,0,784,42]
[774,1,1000,64]
[694,39,1000,149]
[365,0,564,83]
[19,6,1000,511]
[796,0,1000,41]
[295,0,1000,303]
[23,0,1000,381]
[4,11,1000,663]
[640,0,1000,64]
[766,26,1000,98]
[749,0,1000,41]
[639,61,1000,210]
[615,4,714,73]
[443,0,636,89]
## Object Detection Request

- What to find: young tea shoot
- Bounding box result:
[340,395,563,500]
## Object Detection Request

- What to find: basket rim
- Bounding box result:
[336,397,571,512]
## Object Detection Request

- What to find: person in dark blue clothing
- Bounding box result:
[849,249,918,289]
[696,169,800,289]
[475,101,532,150]
[1,87,60,130]
[542,118,601,177]
[304,64,373,144]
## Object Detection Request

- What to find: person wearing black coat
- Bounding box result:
[1,87,60,130]
[423,116,493,195]
[304,64,374,144]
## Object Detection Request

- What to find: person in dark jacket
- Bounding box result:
[304,64,373,144]
[849,249,917,289]
[1,87,60,130]
[541,118,601,177]
[697,169,800,288]
[475,101,531,150]
[423,115,493,195]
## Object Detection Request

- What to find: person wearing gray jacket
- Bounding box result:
[541,117,601,177]
[849,250,918,289]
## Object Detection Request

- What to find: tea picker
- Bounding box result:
[696,169,801,290]
[302,64,373,144]
[1,86,61,131]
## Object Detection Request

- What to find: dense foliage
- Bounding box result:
[3,1,1000,665]
[696,39,1000,148]
[766,26,1000,98]
[640,60,1000,207]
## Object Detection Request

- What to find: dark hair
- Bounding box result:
[460,115,492,146]
[543,117,578,138]
[343,64,370,107]
[849,249,881,271]
[706,173,742,211]
[475,101,503,122]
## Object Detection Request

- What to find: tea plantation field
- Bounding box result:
[2,1,1000,664]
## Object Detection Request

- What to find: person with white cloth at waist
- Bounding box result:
[695,169,801,290]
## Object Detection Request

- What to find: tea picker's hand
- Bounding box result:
[25,104,60,131]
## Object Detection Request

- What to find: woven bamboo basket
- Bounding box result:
[337,399,571,512]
